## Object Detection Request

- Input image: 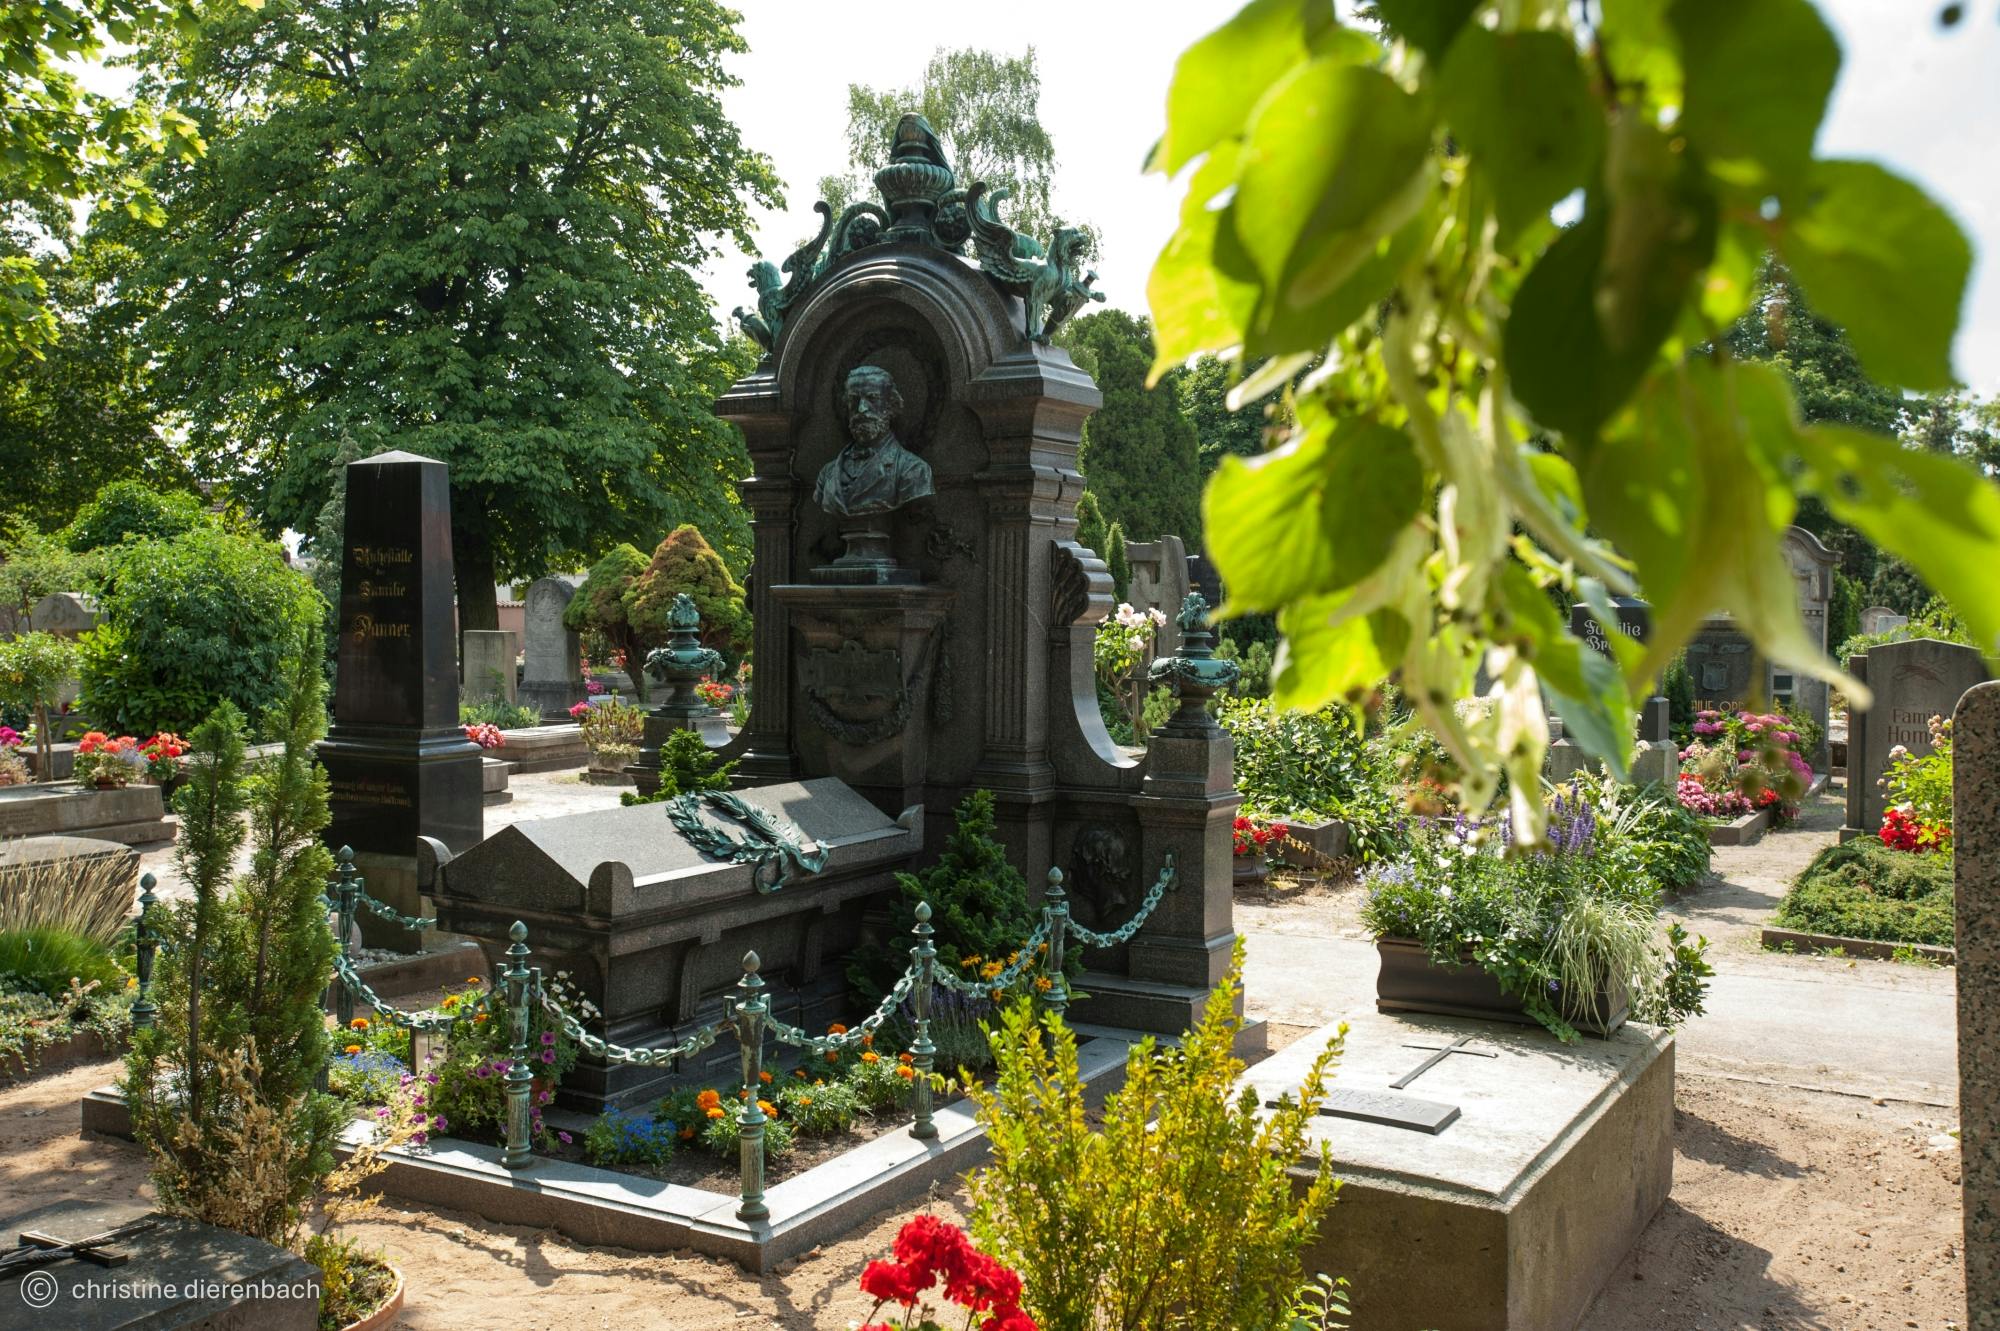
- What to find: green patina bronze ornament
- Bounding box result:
[731,110,1102,352]
[1148,591,1240,725]
[644,592,726,717]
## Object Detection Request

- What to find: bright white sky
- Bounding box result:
[700,0,2000,394]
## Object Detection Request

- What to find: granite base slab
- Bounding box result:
[0,1197,320,1331]
[82,1036,1134,1272]
[1240,1009,1673,1331]
[497,724,590,774]
[0,782,175,845]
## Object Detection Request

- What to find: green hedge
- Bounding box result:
[1774,839,1955,947]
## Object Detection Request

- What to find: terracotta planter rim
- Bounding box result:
[338,1262,404,1331]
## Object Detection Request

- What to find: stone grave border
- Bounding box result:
[1758,927,1955,964]
[1705,807,1770,846]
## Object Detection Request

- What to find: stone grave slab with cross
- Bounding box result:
[1240,1009,1673,1331]
[422,777,923,1112]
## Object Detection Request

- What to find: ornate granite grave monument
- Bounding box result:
[1954,681,2000,1330]
[705,112,1236,1033]
[1554,595,1676,786]
[318,451,483,951]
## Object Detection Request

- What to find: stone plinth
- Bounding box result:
[462,628,519,704]
[1243,1010,1674,1331]
[424,777,921,1112]
[770,584,954,820]
[0,782,173,845]
[0,1197,320,1331]
[319,451,483,952]
[1842,638,1987,843]
[1955,681,2000,1330]
[519,577,585,719]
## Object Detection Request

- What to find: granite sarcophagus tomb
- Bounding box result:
[420,777,922,1113]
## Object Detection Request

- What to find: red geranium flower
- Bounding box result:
[859,1259,924,1306]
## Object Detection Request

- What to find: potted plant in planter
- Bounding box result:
[1360,789,1712,1041]
[1231,814,1287,889]
[73,731,147,789]
[576,697,643,784]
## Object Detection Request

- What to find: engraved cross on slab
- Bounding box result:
[1389,1035,1498,1090]
[1265,1035,1498,1136]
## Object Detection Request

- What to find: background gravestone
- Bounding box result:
[461,628,518,705]
[1551,596,1676,786]
[27,591,98,637]
[1841,638,1988,843]
[318,451,482,951]
[518,576,584,720]
[1955,680,2000,1330]
[1860,605,1910,636]
[1780,526,1837,769]
[1124,536,1192,654]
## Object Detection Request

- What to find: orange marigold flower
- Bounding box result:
[466,976,483,985]
[894,1066,916,1081]
[824,1050,839,1063]
[1034,976,1054,993]
[705,1107,725,1120]
[474,1012,489,1023]
[861,1033,874,1049]
[898,1052,913,1064]
[799,1097,814,1107]
[758,1070,772,1083]
[679,1126,696,1140]
[860,1051,880,1064]
[349,1017,369,1030]
[696,1088,721,1111]
[343,1044,362,1055]
[826,1022,848,1036]
[959,955,980,970]
[757,1099,776,1116]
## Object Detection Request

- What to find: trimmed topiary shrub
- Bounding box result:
[565,543,651,699]
[624,524,752,669]
[1775,839,1955,946]
[77,527,322,736]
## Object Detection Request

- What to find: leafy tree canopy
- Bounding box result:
[1156,0,1985,841]
[822,46,1092,253]
[1060,308,1202,544]
[104,0,779,630]
[62,477,210,552]
[0,0,233,364]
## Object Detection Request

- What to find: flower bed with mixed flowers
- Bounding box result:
[0,726,26,786]
[71,730,187,789]
[330,975,582,1150]
[461,721,505,750]
[1676,709,1812,826]
[1878,715,1952,853]
[694,677,734,708]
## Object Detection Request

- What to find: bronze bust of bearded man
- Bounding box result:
[814,366,934,518]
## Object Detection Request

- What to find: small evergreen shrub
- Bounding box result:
[565,544,652,698]
[1776,840,1955,946]
[459,699,540,730]
[623,525,752,669]
[620,729,736,806]
[845,790,1069,1004]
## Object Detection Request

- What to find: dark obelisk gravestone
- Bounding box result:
[318,451,482,951]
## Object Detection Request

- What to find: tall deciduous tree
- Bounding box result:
[0,0,221,364]
[108,0,779,629]
[1181,353,1272,475]
[830,47,1092,251]
[1060,309,1202,544]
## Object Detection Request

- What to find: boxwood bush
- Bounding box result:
[1775,840,1954,947]
[78,527,322,735]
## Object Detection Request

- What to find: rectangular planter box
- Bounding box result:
[1706,806,1770,846]
[1277,816,1350,869]
[0,780,174,845]
[1375,937,1629,1037]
